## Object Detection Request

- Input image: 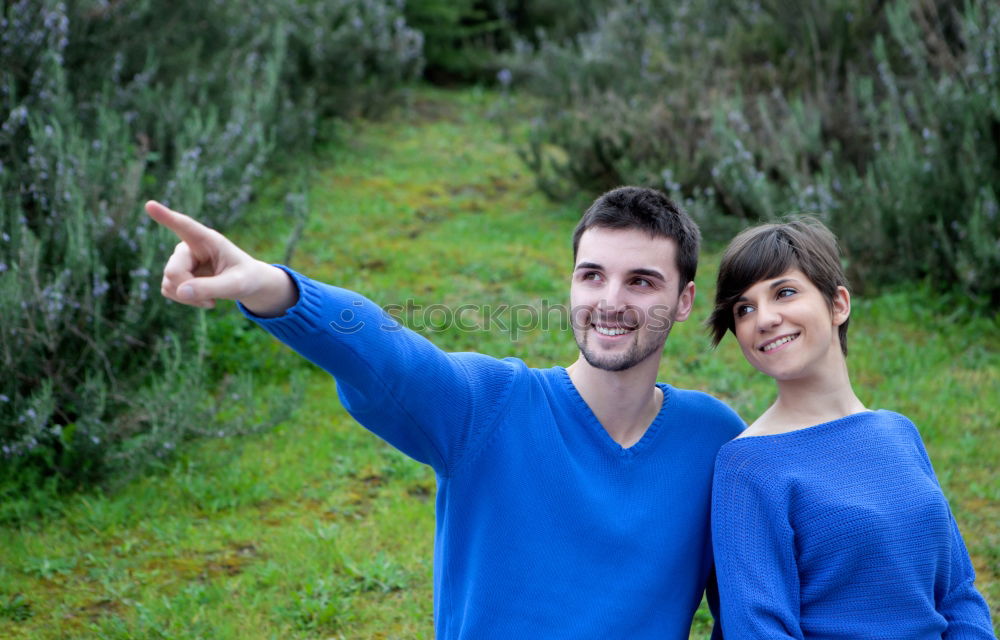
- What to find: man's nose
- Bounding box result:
[599,282,628,312]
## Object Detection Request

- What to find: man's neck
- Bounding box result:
[566,356,662,448]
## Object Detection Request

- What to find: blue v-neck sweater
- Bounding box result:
[712,410,995,639]
[242,268,745,639]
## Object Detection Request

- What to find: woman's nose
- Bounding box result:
[756,302,782,330]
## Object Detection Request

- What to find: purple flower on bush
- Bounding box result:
[497,68,512,87]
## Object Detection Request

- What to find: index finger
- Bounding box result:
[145,200,215,244]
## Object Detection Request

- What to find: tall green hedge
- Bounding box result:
[0,0,422,502]
[508,0,1000,306]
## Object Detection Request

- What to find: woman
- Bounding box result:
[707,218,995,639]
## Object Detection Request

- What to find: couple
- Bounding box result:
[147,186,994,639]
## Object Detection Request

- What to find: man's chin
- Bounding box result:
[574,333,668,374]
[579,345,643,373]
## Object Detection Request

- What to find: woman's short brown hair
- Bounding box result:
[708,217,851,355]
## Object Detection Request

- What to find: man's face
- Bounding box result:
[570,227,695,372]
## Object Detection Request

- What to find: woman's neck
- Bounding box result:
[745,359,867,437]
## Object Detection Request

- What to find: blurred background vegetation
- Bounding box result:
[2,0,997,534]
[1,1,998,636]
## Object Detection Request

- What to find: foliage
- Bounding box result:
[0,0,421,495]
[405,0,612,83]
[506,0,1000,306]
[0,89,995,637]
[405,0,505,82]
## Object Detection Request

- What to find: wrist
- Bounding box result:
[240,263,298,318]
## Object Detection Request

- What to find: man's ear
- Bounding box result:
[832,285,851,327]
[674,281,696,322]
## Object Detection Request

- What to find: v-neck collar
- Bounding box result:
[556,366,671,457]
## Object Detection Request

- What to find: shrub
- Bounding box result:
[405,0,506,82]
[404,0,611,84]
[508,0,1000,305]
[0,0,421,501]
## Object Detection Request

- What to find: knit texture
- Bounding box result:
[242,267,746,639]
[712,410,995,639]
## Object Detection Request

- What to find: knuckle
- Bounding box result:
[163,261,187,280]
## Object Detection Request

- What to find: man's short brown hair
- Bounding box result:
[572,187,701,292]
[708,217,851,355]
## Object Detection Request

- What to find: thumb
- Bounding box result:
[176,271,244,305]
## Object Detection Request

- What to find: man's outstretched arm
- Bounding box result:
[146,200,520,475]
[145,200,297,317]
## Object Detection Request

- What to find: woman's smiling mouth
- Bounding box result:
[760,333,800,352]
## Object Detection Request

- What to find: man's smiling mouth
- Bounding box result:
[594,324,633,337]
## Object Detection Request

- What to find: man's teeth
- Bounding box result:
[595,325,630,336]
[762,334,798,352]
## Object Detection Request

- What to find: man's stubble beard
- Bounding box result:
[573,314,676,373]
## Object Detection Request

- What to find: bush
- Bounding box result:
[0,0,421,500]
[508,0,1000,306]
[405,0,506,82]
[404,0,611,84]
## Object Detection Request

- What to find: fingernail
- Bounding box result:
[179,285,194,300]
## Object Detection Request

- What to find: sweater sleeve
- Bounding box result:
[712,445,805,640]
[239,267,519,476]
[905,420,996,639]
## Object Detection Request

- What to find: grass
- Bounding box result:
[1,86,997,638]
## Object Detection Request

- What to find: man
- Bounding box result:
[147,186,744,639]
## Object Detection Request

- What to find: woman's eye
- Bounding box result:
[777,287,796,298]
[735,304,753,318]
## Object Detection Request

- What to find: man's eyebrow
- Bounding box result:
[574,263,665,280]
[631,268,665,281]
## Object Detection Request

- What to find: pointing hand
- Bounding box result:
[145,201,297,316]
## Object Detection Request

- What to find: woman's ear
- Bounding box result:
[832,286,851,327]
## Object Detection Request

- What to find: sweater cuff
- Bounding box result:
[237,265,331,341]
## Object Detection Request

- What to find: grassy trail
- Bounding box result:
[1,88,998,638]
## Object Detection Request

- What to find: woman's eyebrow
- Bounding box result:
[769,278,796,289]
[736,278,798,302]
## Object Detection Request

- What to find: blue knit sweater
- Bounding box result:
[712,410,995,639]
[242,268,745,639]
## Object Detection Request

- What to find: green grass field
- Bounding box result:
[1,87,997,638]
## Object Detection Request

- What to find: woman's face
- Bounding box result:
[732,268,850,382]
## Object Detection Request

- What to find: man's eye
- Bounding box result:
[633,278,652,287]
[582,271,601,281]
